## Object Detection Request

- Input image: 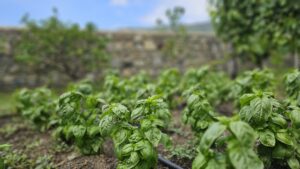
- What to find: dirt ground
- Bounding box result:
[0,110,193,169]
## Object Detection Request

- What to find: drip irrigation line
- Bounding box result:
[158,154,184,169]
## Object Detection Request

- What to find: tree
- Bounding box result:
[209,0,300,69]
[14,9,108,80]
[156,6,188,72]
[262,0,300,68]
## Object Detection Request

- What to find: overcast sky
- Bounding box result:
[0,0,210,30]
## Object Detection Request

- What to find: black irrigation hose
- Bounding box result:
[158,154,184,169]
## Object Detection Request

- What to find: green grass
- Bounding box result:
[0,92,15,115]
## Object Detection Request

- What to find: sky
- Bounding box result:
[0,0,210,30]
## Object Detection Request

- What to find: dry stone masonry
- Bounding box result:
[0,28,226,91]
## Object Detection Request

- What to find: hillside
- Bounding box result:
[120,21,213,33]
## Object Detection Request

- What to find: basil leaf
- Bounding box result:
[120,144,134,157]
[271,114,287,128]
[200,123,226,153]
[144,128,162,147]
[131,107,143,120]
[112,104,129,119]
[128,130,142,143]
[206,157,226,169]
[192,152,206,169]
[276,132,294,146]
[287,157,300,169]
[229,121,256,148]
[99,115,114,136]
[88,126,100,137]
[259,129,275,147]
[140,141,156,160]
[240,93,256,106]
[113,129,130,146]
[228,140,263,169]
[290,109,300,128]
[72,125,86,138]
[127,152,140,169]
[272,143,293,159]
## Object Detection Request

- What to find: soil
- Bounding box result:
[0,110,193,169]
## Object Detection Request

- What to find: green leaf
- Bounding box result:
[99,115,114,136]
[187,94,199,107]
[91,140,103,153]
[271,114,287,128]
[144,128,162,147]
[239,92,280,126]
[206,157,226,169]
[200,123,226,153]
[0,158,4,169]
[239,106,253,123]
[276,132,294,146]
[135,140,147,151]
[0,144,11,151]
[120,144,134,157]
[272,143,293,159]
[192,152,207,169]
[72,125,86,138]
[88,126,100,137]
[139,141,156,160]
[160,133,172,150]
[112,104,129,119]
[259,129,275,147]
[113,129,130,146]
[240,93,256,106]
[250,97,273,125]
[127,152,140,168]
[290,109,300,128]
[128,130,142,143]
[63,126,73,140]
[140,119,152,130]
[228,140,264,169]
[287,157,300,169]
[196,121,209,130]
[229,121,256,147]
[131,107,143,120]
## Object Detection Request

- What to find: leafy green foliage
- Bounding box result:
[14,87,56,131]
[181,66,230,106]
[0,144,54,169]
[102,71,151,109]
[209,0,300,67]
[227,69,274,104]
[14,9,108,80]
[182,90,218,135]
[12,67,300,168]
[55,89,105,155]
[192,119,263,169]
[239,91,281,126]
[285,70,300,104]
[99,96,171,169]
[239,91,300,168]
[156,69,180,101]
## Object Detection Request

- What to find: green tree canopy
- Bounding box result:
[14,9,108,80]
[209,0,300,68]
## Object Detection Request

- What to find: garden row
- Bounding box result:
[1,66,300,169]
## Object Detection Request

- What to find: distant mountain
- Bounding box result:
[119,21,214,33]
[185,22,213,32]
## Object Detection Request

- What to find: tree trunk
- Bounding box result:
[227,43,238,79]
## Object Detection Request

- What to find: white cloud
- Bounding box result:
[110,0,128,6]
[141,0,210,25]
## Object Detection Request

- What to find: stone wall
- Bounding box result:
[0,28,227,91]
